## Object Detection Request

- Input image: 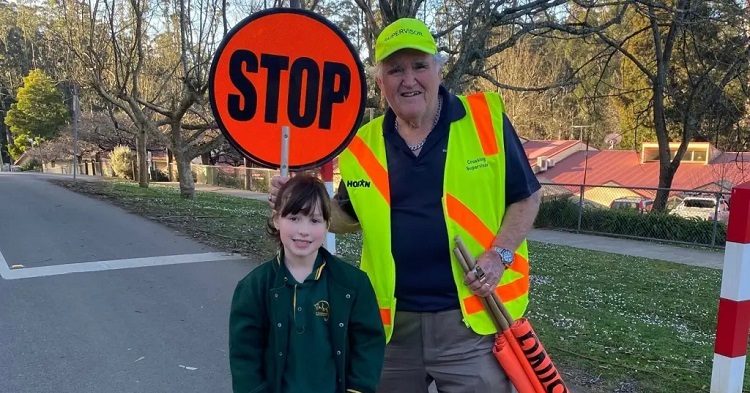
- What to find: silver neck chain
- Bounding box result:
[395,96,443,152]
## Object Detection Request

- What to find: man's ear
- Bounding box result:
[375,75,384,91]
[272,210,280,230]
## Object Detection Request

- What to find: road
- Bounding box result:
[0,173,258,393]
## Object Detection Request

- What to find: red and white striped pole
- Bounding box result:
[321,161,336,254]
[710,181,750,393]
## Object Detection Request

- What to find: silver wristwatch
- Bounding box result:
[491,246,514,267]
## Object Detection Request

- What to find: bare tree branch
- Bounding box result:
[473,70,576,92]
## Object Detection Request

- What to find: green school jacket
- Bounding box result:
[229,247,386,393]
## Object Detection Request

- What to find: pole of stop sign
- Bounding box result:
[287,0,335,255]
[321,161,336,254]
[710,181,750,393]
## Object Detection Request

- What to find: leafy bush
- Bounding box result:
[216,169,243,189]
[535,199,726,246]
[21,159,42,172]
[251,177,270,193]
[536,198,582,229]
[151,169,170,182]
[110,145,135,179]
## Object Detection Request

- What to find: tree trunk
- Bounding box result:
[136,127,149,187]
[94,152,101,176]
[172,122,195,199]
[651,53,672,212]
[654,163,677,211]
[167,148,174,181]
[175,149,195,199]
[3,125,10,165]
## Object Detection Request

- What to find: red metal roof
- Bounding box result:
[523,140,584,167]
[537,149,750,192]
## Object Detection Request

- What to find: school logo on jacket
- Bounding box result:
[314,300,330,321]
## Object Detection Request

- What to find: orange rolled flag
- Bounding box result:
[510,319,569,393]
[494,330,546,393]
[453,235,570,393]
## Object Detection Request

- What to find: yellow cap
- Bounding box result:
[375,18,437,63]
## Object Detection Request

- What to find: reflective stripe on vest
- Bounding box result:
[466,93,499,156]
[346,136,390,205]
[445,194,531,314]
[338,91,530,340]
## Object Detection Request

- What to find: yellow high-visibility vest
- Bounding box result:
[338,92,530,342]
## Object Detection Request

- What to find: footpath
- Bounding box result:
[527,229,723,269]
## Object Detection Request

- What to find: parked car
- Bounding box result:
[609,197,654,213]
[568,196,607,210]
[669,196,729,223]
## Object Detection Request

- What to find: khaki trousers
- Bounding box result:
[376,309,514,393]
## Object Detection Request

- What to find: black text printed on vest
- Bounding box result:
[466,157,489,171]
[346,179,371,188]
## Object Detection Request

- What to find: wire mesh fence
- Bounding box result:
[169,164,277,193]
[43,162,111,177]
[39,158,338,195]
[536,183,731,248]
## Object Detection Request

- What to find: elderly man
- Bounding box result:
[270,17,541,393]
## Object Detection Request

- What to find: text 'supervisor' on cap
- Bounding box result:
[375,18,437,62]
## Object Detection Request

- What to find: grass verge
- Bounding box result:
[53,179,750,393]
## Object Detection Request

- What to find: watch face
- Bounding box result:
[500,249,514,263]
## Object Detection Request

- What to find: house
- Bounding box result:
[529,141,750,207]
[522,139,591,174]
[13,151,33,168]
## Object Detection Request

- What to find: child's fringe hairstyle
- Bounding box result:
[266,173,332,246]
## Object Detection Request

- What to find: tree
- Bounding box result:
[474,36,573,140]
[567,1,749,210]
[0,1,64,164]
[610,10,659,151]
[351,0,575,95]
[667,2,747,149]
[4,69,68,159]
[52,110,140,159]
[53,0,227,197]
[136,0,227,198]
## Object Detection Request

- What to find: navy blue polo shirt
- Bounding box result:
[335,86,540,312]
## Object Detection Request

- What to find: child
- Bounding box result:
[229,174,385,393]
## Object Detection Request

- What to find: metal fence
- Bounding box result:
[180,164,278,193]
[38,159,344,194]
[180,164,345,194]
[536,182,731,248]
[43,162,112,177]
[42,160,282,193]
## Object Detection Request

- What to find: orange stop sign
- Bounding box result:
[209,9,366,170]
